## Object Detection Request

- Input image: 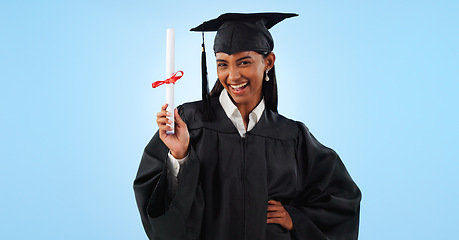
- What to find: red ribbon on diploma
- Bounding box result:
[152,71,183,88]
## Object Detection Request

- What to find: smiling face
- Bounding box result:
[216,51,275,111]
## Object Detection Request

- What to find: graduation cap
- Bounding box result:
[190,12,298,121]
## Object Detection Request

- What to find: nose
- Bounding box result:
[228,66,241,81]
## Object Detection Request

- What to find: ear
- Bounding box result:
[265,52,276,70]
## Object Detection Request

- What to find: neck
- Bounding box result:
[238,105,252,130]
[234,98,261,130]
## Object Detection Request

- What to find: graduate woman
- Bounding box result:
[134,13,361,240]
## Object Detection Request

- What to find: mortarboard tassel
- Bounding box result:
[201,32,215,121]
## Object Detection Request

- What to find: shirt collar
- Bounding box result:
[219,88,265,136]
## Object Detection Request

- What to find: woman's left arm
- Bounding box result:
[284,122,361,240]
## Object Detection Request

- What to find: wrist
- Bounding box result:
[171,149,187,159]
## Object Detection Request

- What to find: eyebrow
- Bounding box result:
[236,56,252,62]
[216,56,253,62]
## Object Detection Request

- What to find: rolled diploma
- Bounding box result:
[166,28,175,134]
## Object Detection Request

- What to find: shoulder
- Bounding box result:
[176,99,206,128]
[178,99,204,120]
[294,119,338,157]
[251,110,331,151]
[249,109,304,141]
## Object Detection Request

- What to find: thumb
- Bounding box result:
[174,108,185,125]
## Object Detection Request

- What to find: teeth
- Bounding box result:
[231,82,247,89]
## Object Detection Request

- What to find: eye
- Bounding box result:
[217,62,228,68]
[239,60,251,66]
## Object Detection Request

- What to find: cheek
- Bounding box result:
[252,70,264,85]
[217,71,228,85]
[249,64,264,81]
[216,70,224,79]
[218,75,228,88]
[218,78,225,87]
[258,71,264,81]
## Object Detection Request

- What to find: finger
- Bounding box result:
[159,125,174,137]
[157,117,172,126]
[157,115,173,127]
[266,217,292,230]
[267,205,284,212]
[156,111,172,122]
[157,109,171,118]
[157,103,171,118]
[266,218,283,224]
[158,121,173,130]
[268,200,281,205]
[267,212,287,219]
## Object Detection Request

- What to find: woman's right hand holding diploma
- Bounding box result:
[156,103,189,159]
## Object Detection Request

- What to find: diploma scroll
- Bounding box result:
[151,29,183,135]
[165,28,175,134]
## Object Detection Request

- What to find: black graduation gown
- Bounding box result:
[134,98,361,240]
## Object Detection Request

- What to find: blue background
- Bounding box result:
[1,1,458,239]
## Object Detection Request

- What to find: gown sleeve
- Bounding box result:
[133,108,204,240]
[284,122,361,240]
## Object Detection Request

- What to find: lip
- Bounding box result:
[228,82,248,94]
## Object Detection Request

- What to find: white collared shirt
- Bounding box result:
[219,88,265,137]
[167,89,266,179]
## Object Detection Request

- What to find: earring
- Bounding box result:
[265,69,270,82]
